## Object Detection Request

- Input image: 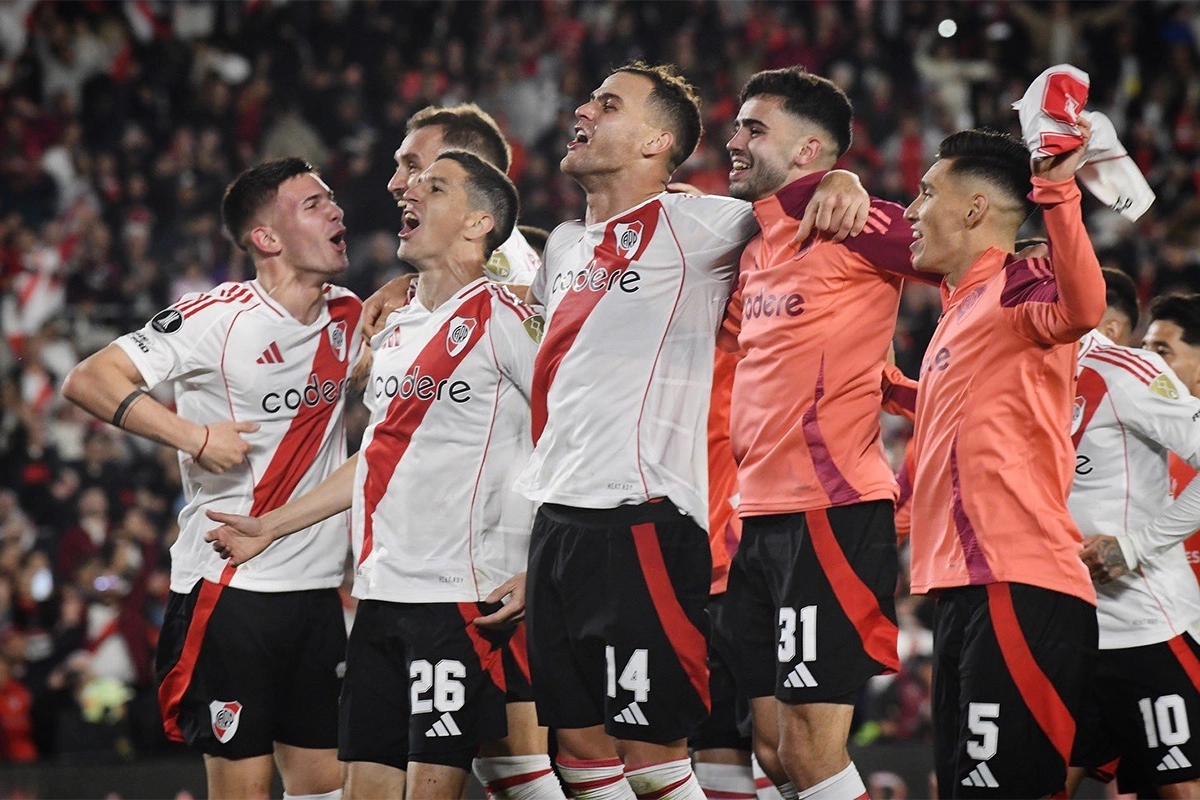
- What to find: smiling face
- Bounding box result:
[1144,320,1200,395]
[726,95,808,201]
[396,158,489,269]
[562,71,662,180]
[387,125,446,210]
[266,173,348,276]
[903,159,975,276]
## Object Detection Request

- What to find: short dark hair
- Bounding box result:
[1101,267,1139,330]
[221,157,315,251]
[1149,293,1200,346]
[936,130,1033,215]
[740,67,853,158]
[615,61,702,173]
[517,225,549,257]
[435,151,518,259]
[407,104,512,173]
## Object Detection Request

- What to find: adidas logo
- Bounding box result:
[1157,746,1193,771]
[256,342,284,364]
[961,762,999,788]
[613,702,649,726]
[424,712,462,738]
[782,663,818,689]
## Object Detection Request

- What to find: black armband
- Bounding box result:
[112,389,148,428]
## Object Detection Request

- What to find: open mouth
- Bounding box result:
[567,127,590,150]
[398,209,420,239]
[330,230,346,252]
[729,156,751,180]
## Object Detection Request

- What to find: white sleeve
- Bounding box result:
[1109,362,1200,567]
[490,301,542,401]
[663,195,757,287]
[111,288,239,389]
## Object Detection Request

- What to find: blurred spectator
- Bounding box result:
[1,0,1198,763]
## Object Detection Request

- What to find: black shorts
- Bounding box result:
[933,582,1097,798]
[690,593,752,752]
[503,622,534,704]
[718,501,899,705]
[525,500,711,744]
[156,582,345,759]
[339,600,513,771]
[1074,633,1200,791]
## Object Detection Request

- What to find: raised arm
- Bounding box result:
[62,345,255,473]
[1009,121,1106,345]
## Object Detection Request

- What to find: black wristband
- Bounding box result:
[112,389,148,428]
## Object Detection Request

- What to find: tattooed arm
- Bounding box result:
[1079,535,1131,584]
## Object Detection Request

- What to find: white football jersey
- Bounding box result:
[352,278,541,603]
[1069,331,1200,648]
[515,192,756,528]
[114,280,363,594]
[486,226,541,284]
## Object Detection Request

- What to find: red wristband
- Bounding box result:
[195,425,210,460]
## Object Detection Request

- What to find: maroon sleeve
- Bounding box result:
[841,199,940,286]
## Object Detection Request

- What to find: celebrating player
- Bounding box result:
[63,158,359,800]
[206,152,560,800]
[1068,269,1200,796]
[905,125,1105,796]
[714,67,930,799]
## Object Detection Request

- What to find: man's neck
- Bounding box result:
[945,233,1015,289]
[581,174,664,226]
[414,255,485,311]
[255,264,327,325]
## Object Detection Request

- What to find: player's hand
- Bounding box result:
[1032,115,1093,183]
[360,275,416,339]
[473,572,526,629]
[204,510,276,566]
[666,182,703,196]
[1080,534,1131,584]
[795,169,871,245]
[194,421,258,473]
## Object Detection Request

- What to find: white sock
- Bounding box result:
[693,762,755,799]
[474,755,564,799]
[794,763,866,800]
[776,783,798,800]
[556,757,636,800]
[751,757,785,800]
[283,791,342,800]
[625,758,706,800]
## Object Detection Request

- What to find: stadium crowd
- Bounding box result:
[0,0,1197,772]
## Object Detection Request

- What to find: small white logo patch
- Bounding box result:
[614,221,643,258]
[328,320,348,361]
[210,700,242,743]
[446,317,477,357]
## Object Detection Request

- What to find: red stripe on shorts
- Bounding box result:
[157,563,236,741]
[806,508,899,673]
[457,603,506,693]
[629,522,710,709]
[987,582,1075,765]
[1167,634,1200,692]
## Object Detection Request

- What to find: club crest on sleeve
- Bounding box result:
[151,309,183,334]
[614,221,643,258]
[447,317,477,357]
[209,700,242,743]
[328,320,348,362]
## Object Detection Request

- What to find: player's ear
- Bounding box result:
[247,225,282,257]
[964,193,988,229]
[642,128,674,161]
[794,135,825,169]
[464,211,495,245]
